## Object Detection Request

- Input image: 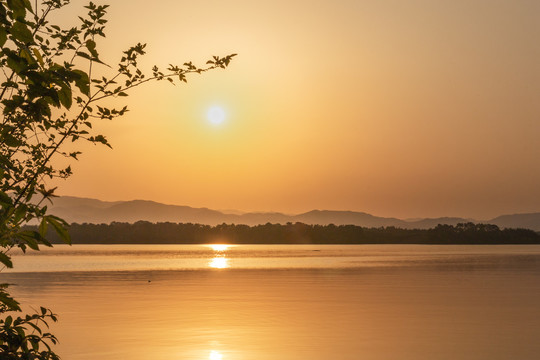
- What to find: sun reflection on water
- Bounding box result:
[207,244,231,269]
[209,350,223,360]
[209,244,230,252]
[209,257,229,269]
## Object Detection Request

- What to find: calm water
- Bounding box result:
[4,245,540,360]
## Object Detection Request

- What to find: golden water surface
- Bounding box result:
[4,245,540,360]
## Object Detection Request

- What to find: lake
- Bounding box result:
[4,244,540,360]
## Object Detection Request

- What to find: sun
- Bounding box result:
[207,106,226,125]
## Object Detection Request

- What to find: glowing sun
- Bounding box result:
[207,106,226,125]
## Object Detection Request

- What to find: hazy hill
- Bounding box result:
[292,210,407,228]
[489,213,540,232]
[47,196,540,231]
[50,197,227,224]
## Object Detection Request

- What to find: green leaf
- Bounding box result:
[58,84,72,109]
[47,216,71,244]
[0,27,7,47]
[5,49,27,73]
[13,204,28,223]
[2,134,22,147]
[32,48,44,66]
[86,39,98,58]
[21,0,32,12]
[6,0,26,19]
[0,252,13,268]
[72,69,90,96]
[20,47,35,64]
[0,191,13,207]
[38,217,48,237]
[0,287,21,311]
[15,231,41,250]
[15,326,26,338]
[11,21,33,43]
[26,321,43,334]
[90,134,112,148]
[76,50,108,66]
[75,51,92,60]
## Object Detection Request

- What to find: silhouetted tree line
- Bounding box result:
[25,221,540,245]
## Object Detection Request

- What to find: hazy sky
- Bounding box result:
[51,0,540,219]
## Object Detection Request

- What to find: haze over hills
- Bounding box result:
[47,196,540,231]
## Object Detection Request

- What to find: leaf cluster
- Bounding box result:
[0,304,60,360]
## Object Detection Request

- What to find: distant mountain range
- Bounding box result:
[46,196,540,231]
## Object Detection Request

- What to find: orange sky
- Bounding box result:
[51,0,540,219]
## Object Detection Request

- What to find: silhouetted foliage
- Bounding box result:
[0,0,234,357]
[37,222,540,245]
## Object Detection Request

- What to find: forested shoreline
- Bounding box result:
[30,221,540,245]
